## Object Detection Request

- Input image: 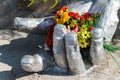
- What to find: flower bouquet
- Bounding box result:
[46,6,101,49]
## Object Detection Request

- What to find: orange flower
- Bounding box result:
[61,12,70,23]
[88,17,93,21]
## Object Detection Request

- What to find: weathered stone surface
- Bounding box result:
[0,0,80,29]
[67,0,93,14]
[90,28,106,65]
[53,24,68,70]
[90,0,120,43]
[114,9,120,40]
[65,32,86,75]
[14,16,55,33]
[1,30,120,79]
[18,0,64,12]
[21,51,53,72]
[0,0,35,29]
[13,0,93,32]
[0,0,16,29]
[0,0,120,30]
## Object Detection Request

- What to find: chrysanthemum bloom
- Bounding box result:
[81,24,87,31]
[78,39,88,48]
[61,12,70,24]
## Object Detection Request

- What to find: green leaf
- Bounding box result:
[103,44,120,52]
[27,0,35,7]
[49,0,58,9]
[42,0,47,3]
[103,42,120,69]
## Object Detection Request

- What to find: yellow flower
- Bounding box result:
[70,20,77,28]
[55,8,70,24]
[81,24,87,31]
[77,30,91,48]
[81,31,91,39]
[86,32,91,38]
[78,40,88,48]
[77,32,84,40]
[56,19,63,24]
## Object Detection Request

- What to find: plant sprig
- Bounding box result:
[23,0,58,9]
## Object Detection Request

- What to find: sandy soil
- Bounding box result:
[0,28,120,80]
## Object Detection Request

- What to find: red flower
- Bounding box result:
[69,12,79,19]
[84,12,89,15]
[74,13,79,19]
[45,26,54,50]
[88,27,93,31]
[83,12,92,18]
[55,11,60,16]
[80,16,85,22]
[83,12,88,18]
[68,12,74,17]
[60,6,68,11]
[78,28,81,32]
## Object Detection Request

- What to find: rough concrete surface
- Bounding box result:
[0,0,74,29]
[0,26,120,80]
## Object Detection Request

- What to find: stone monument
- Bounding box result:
[14,0,120,75]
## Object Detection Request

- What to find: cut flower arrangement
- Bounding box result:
[45,6,101,49]
[45,6,120,68]
[54,6,101,48]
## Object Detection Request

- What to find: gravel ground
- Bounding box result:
[0,28,120,80]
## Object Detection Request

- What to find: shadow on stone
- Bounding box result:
[0,33,47,78]
[0,70,15,80]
